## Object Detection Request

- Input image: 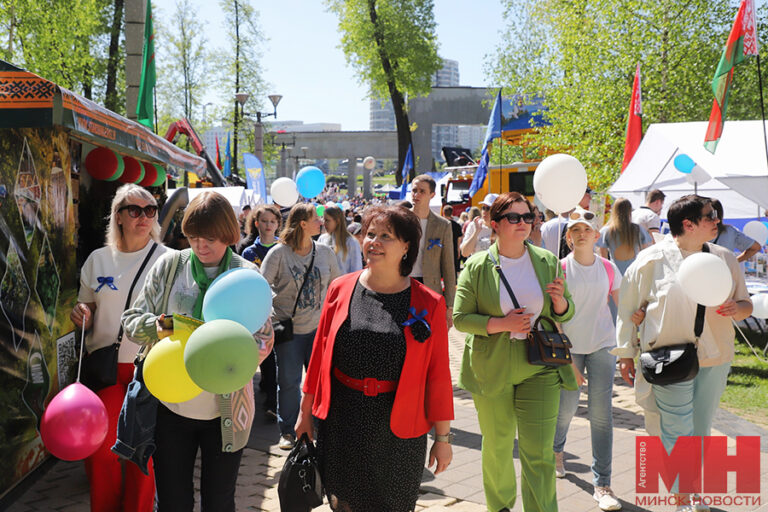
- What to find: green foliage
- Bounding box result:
[0,0,123,107]
[489,0,768,192]
[326,0,441,102]
[720,332,768,428]
[156,0,209,124]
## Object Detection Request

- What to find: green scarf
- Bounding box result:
[189,247,232,320]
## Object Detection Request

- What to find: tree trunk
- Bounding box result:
[104,0,124,112]
[367,0,413,185]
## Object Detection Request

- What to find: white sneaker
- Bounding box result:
[278,434,296,450]
[593,486,621,511]
[555,451,566,478]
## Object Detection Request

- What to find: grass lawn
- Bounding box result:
[719,327,768,428]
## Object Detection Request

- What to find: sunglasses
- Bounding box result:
[569,210,596,221]
[481,205,491,211]
[118,204,158,218]
[496,212,535,225]
[702,209,718,220]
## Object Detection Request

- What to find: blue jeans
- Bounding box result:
[274,330,316,436]
[553,347,616,487]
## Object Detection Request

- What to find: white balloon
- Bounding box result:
[341,201,351,210]
[678,252,733,307]
[684,164,711,186]
[533,154,588,213]
[751,293,768,319]
[743,221,768,245]
[363,156,376,170]
[270,178,298,207]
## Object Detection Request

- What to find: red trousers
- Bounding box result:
[84,362,156,512]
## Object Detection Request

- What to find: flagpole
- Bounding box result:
[498,88,503,194]
[153,87,158,134]
[756,55,768,168]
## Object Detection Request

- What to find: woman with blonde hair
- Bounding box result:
[122,190,274,511]
[598,198,652,275]
[319,205,362,274]
[71,183,167,511]
[260,203,341,450]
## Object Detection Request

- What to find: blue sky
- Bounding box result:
[152,0,507,130]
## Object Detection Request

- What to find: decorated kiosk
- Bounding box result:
[0,60,212,499]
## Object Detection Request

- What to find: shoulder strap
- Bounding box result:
[599,256,614,291]
[291,242,316,317]
[487,250,521,309]
[117,242,158,343]
[693,244,711,338]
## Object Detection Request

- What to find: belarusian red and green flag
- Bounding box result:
[136,0,156,130]
[704,0,758,153]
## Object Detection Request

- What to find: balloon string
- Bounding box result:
[76,316,86,383]
[556,214,562,262]
[732,319,768,364]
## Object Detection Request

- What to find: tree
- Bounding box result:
[217,0,266,177]
[158,0,209,126]
[326,0,441,184]
[103,0,124,112]
[489,0,768,191]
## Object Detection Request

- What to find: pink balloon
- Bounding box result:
[40,383,108,461]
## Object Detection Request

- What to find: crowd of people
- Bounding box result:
[72,179,758,512]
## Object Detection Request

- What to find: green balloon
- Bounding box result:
[152,164,166,187]
[184,319,260,395]
[316,205,325,217]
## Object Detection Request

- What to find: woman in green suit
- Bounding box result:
[454,192,576,512]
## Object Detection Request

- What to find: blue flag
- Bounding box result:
[223,132,232,177]
[399,144,413,200]
[469,89,502,198]
[243,153,267,203]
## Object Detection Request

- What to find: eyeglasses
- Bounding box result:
[495,212,535,225]
[569,210,595,221]
[118,204,158,218]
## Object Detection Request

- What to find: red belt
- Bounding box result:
[333,367,397,397]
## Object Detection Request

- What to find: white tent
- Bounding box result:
[608,121,768,219]
[167,186,250,217]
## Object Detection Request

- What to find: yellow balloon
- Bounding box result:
[144,331,203,403]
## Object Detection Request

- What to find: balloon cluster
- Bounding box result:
[144,268,273,403]
[270,166,326,207]
[85,147,166,187]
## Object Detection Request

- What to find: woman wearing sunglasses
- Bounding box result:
[454,192,576,512]
[70,184,167,512]
[554,207,623,511]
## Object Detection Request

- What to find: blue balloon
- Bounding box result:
[296,166,326,198]
[203,268,273,334]
[674,154,695,174]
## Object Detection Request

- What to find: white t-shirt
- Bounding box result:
[540,215,569,255]
[164,265,221,420]
[632,207,661,234]
[78,241,167,363]
[464,220,493,255]
[410,218,429,278]
[498,251,544,339]
[561,254,622,354]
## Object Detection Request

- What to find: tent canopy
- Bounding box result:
[608,121,768,219]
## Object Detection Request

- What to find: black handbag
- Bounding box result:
[81,243,158,391]
[273,243,315,346]
[638,244,710,385]
[278,433,324,511]
[527,315,573,367]
[489,249,572,367]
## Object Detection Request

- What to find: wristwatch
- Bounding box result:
[434,432,454,444]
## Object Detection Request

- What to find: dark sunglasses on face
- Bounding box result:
[496,212,535,225]
[118,204,158,218]
[702,209,718,220]
[481,205,491,211]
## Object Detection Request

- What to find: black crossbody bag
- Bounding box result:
[81,242,158,392]
[488,250,572,367]
[273,243,315,345]
[638,244,709,385]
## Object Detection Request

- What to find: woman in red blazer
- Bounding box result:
[296,206,454,512]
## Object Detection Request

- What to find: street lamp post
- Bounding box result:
[233,92,250,178]
[253,94,283,167]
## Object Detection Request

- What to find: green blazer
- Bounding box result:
[454,241,577,396]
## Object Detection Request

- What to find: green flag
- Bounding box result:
[136,0,156,130]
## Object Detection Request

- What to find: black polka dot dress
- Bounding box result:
[317,280,427,512]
